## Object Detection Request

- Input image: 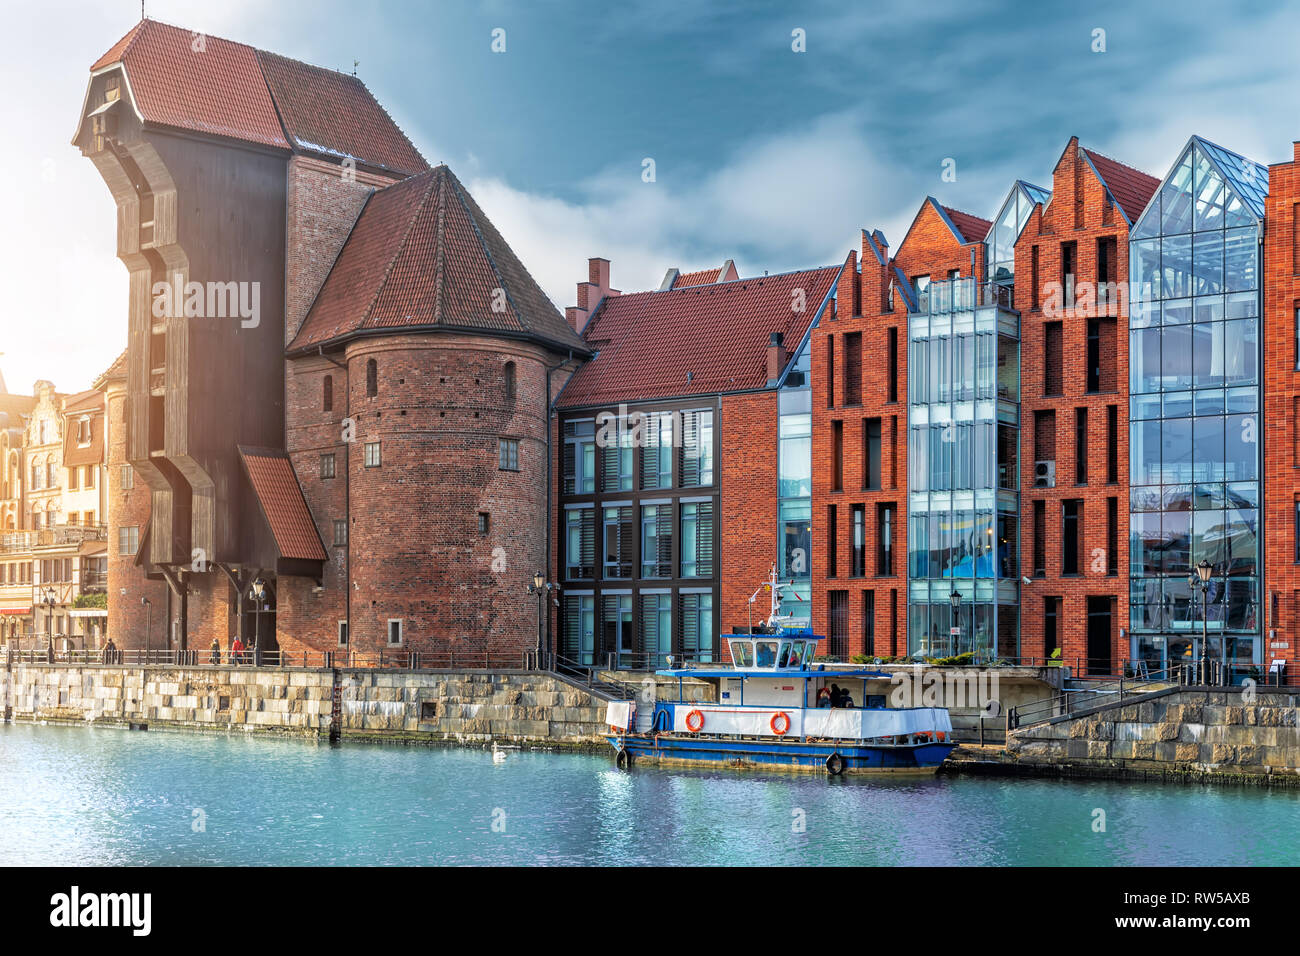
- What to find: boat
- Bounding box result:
[602,567,957,776]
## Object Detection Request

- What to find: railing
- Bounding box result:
[0,525,108,553]
[915,278,1014,314]
[1,645,535,670]
[1007,664,1190,730]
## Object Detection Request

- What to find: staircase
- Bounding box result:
[1008,665,1188,730]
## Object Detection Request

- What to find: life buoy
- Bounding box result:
[770,711,791,736]
[615,748,632,769]
[825,752,845,776]
[685,709,705,733]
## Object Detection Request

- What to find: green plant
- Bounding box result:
[926,651,976,667]
[73,592,107,610]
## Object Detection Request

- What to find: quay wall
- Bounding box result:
[0,664,610,748]
[1005,688,1300,783]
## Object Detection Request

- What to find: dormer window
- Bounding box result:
[77,417,91,446]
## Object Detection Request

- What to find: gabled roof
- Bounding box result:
[239,447,327,563]
[1080,148,1160,225]
[557,265,841,409]
[63,389,104,413]
[1193,136,1269,219]
[93,350,128,391]
[289,165,587,355]
[938,203,992,244]
[83,19,426,174]
[1132,135,1269,238]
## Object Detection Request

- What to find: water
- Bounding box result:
[1,722,1296,866]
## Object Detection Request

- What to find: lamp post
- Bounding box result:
[949,590,963,659]
[42,586,57,662]
[141,596,152,664]
[1195,559,1213,685]
[250,578,265,667]
[527,571,556,670]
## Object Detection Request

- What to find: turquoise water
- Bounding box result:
[1,722,1296,866]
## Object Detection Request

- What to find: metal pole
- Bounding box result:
[1201,582,1209,686]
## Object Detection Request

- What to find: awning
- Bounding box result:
[68,608,107,618]
[0,607,32,616]
[238,446,327,562]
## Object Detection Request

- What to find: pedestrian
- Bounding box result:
[210,637,221,665]
[816,685,832,708]
[231,636,244,666]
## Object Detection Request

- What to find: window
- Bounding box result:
[863,418,881,490]
[844,332,862,405]
[1044,322,1063,395]
[886,328,899,402]
[320,453,336,479]
[851,504,865,577]
[680,502,714,578]
[563,421,596,494]
[563,594,597,665]
[1062,500,1082,575]
[1033,500,1046,577]
[826,505,838,578]
[1044,597,1060,656]
[84,466,95,489]
[680,410,714,487]
[333,520,347,547]
[640,593,672,666]
[387,619,403,646]
[67,467,79,491]
[338,621,349,647]
[1106,405,1118,483]
[601,506,631,579]
[498,438,520,471]
[1074,408,1088,485]
[366,359,378,397]
[1061,241,1077,295]
[121,463,133,490]
[364,442,381,468]
[1030,246,1040,310]
[640,504,672,578]
[77,418,91,444]
[876,504,894,575]
[323,375,333,412]
[478,512,490,536]
[118,525,139,556]
[1106,497,1118,577]
[680,593,713,663]
[602,425,634,491]
[862,590,876,656]
[1296,306,1300,371]
[641,412,674,490]
[46,462,55,487]
[831,420,843,492]
[566,507,595,579]
[825,336,835,409]
[85,511,95,526]
[504,362,516,405]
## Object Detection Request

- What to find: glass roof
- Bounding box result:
[1133,136,1267,239]
[985,180,1050,282]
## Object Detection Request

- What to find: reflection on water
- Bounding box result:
[0,723,1295,866]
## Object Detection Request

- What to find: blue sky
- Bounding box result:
[4,0,1300,392]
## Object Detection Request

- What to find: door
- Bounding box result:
[1086,596,1112,676]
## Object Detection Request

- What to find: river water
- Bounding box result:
[1,723,1295,866]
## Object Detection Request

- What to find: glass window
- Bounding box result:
[778,413,811,497]
[779,500,811,579]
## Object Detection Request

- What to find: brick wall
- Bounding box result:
[720,391,779,636]
[1263,141,1300,671]
[1015,138,1131,669]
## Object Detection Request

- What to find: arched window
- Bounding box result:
[504,361,516,406]
[366,359,378,397]
[46,461,55,487]
[31,459,41,491]
[31,507,40,530]
[323,374,334,412]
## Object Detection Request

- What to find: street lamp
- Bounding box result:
[42,586,57,662]
[1195,558,1213,685]
[250,578,265,666]
[527,572,556,670]
[141,596,152,663]
[950,590,962,658]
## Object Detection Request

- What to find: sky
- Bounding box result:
[4,0,1300,394]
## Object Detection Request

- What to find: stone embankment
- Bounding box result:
[0,664,612,749]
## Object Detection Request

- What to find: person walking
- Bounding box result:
[209,637,221,665]
[231,636,244,666]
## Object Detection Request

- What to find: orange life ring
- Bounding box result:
[770,711,791,736]
[685,709,705,733]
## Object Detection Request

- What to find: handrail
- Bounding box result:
[1007,664,1190,730]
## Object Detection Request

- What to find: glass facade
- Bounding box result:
[777,336,813,623]
[907,277,1021,658]
[987,181,1052,284]
[1128,138,1266,677]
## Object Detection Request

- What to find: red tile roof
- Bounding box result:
[87,20,426,173]
[672,267,723,288]
[558,265,841,408]
[1082,148,1161,224]
[93,350,128,390]
[289,165,587,355]
[257,50,427,175]
[239,447,327,562]
[941,204,993,244]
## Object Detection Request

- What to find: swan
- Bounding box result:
[492,741,507,763]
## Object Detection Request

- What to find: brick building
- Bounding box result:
[553,258,841,666]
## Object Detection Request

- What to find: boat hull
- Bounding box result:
[603,733,956,775]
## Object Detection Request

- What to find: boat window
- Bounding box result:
[786,643,803,667]
[729,640,753,667]
[755,641,779,668]
[777,643,792,667]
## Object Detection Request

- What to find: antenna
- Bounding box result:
[352,59,359,76]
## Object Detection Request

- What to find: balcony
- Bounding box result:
[915,278,1014,314]
[0,525,108,554]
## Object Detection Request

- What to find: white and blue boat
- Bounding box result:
[604,571,956,776]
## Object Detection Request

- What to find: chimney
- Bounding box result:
[567,257,620,335]
[766,331,787,385]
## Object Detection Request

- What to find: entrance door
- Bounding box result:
[1086,596,1112,676]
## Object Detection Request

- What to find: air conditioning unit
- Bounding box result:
[1034,460,1056,487]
